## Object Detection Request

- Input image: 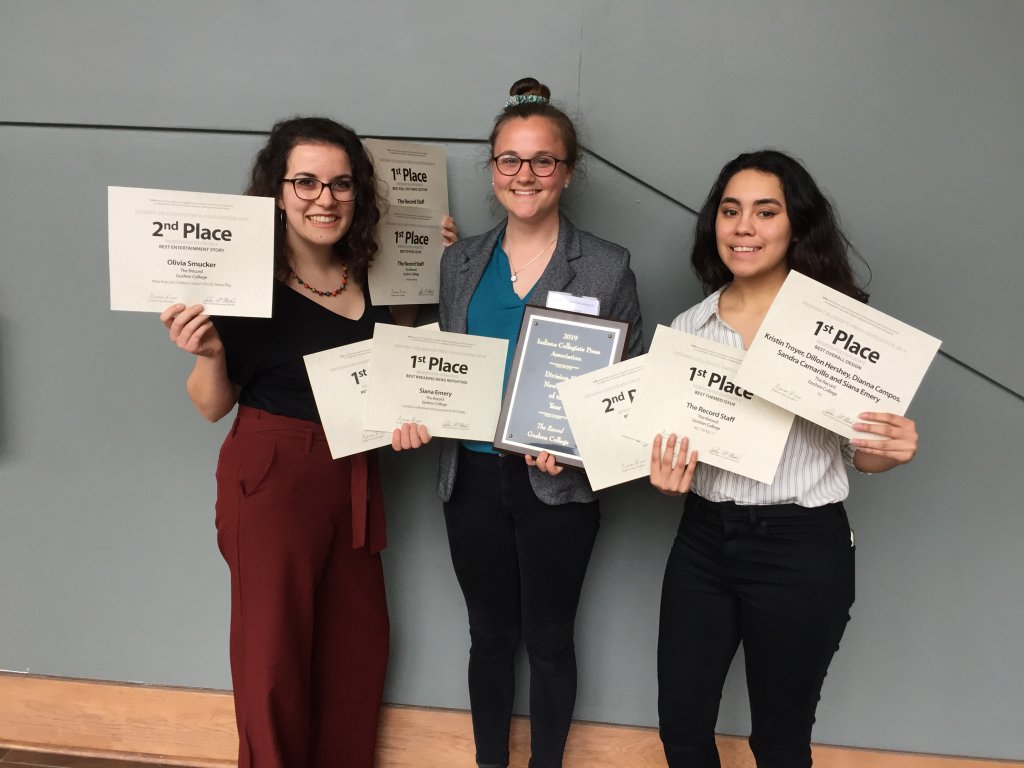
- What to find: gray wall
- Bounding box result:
[1,0,1022,760]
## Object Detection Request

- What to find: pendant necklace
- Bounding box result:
[508,235,557,284]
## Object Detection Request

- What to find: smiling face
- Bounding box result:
[278,142,355,255]
[715,169,793,285]
[491,116,572,227]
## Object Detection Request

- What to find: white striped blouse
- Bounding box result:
[672,288,855,507]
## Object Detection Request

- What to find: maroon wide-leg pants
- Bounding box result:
[215,406,389,768]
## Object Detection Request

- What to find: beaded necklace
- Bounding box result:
[291,264,348,297]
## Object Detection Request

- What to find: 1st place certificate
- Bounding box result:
[372,207,444,304]
[623,325,795,484]
[737,271,941,440]
[108,186,274,316]
[304,340,392,459]
[363,139,449,306]
[363,324,507,440]
[557,356,650,491]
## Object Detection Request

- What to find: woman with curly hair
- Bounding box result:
[160,116,455,768]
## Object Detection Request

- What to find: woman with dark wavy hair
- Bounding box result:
[160,116,455,768]
[689,150,866,302]
[650,150,919,768]
[246,117,383,287]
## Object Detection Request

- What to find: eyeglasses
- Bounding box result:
[281,177,357,202]
[491,154,566,177]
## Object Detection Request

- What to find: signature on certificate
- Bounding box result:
[771,383,802,401]
[708,447,742,463]
[823,408,854,427]
[202,294,238,306]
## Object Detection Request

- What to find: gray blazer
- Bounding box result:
[437,214,644,505]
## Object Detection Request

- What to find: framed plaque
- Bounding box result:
[493,306,631,467]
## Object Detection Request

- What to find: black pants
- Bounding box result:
[658,492,855,768]
[443,448,600,768]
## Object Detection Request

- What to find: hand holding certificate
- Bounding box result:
[737,271,941,440]
[623,326,795,484]
[556,357,650,491]
[108,186,274,317]
[363,324,507,440]
[304,340,392,459]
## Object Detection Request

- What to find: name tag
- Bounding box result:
[545,291,600,316]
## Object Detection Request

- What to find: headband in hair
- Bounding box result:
[505,94,549,108]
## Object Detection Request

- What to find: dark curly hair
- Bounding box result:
[246,116,380,284]
[691,149,868,302]
[488,77,580,169]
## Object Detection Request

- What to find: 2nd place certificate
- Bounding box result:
[556,357,650,491]
[108,186,274,317]
[363,324,507,440]
[737,271,941,440]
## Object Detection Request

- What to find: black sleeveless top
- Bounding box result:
[212,281,392,423]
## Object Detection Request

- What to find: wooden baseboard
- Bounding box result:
[0,673,1018,767]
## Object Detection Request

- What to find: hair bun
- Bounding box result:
[505,77,551,107]
[509,77,551,99]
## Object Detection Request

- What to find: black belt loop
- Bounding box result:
[748,506,770,536]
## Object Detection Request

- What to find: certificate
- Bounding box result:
[557,357,651,491]
[363,139,449,306]
[108,186,274,316]
[737,271,941,440]
[370,208,443,304]
[493,307,631,467]
[623,325,795,484]
[363,323,507,440]
[304,340,392,459]
[363,138,449,212]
